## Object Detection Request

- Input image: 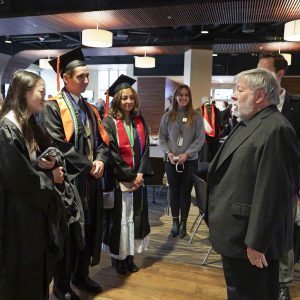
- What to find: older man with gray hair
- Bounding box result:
[207,68,300,300]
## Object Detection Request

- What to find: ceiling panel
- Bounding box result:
[2,0,300,78]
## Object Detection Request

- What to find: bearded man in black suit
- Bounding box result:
[207,68,300,300]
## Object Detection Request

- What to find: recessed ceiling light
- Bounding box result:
[201,30,209,34]
[5,39,12,44]
[212,53,218,56]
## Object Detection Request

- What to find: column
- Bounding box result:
[184,49,213,109]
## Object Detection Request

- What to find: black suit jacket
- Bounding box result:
[282,92,300,141]
[207,105,300,260]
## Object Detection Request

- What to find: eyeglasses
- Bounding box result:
[121,95,135,101]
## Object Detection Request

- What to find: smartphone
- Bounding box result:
[36,147,59,162]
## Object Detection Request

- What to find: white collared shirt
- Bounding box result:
[70,93,80,104]
[277,89,286,112]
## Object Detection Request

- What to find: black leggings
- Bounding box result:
[165,159,197,220]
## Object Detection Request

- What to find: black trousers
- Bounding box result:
[54,223,93,292]
[165,159,197,220]
[222,255,279,300]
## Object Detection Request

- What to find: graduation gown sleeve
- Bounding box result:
[0,123,55,212]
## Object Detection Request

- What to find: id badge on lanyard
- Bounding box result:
[177,136,183,146]
[177,117,186,147]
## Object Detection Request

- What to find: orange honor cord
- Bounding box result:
[104,92,109,117]
[56,56,60,92]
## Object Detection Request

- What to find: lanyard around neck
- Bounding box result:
[123,120,134,147]
[65,91,86,125]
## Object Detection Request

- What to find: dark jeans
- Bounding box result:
[222,255,279,300]
[165,159,198,220]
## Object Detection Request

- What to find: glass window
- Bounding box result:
[109,70,118,86]
[98,68,130,101]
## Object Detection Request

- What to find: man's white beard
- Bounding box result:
[234,95,255,121]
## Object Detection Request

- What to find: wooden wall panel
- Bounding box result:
[282,77,300,95]
[137,77,165,135]
[137,77,180,135]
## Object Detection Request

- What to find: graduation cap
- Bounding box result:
[49,47,86,91]
[104,74,136,117]
[106,74,136,97]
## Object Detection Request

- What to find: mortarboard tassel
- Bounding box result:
[56,56,60,92]
[104,92,109,117]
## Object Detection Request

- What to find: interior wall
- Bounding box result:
[137,77,165,135]
[282,76,300,95]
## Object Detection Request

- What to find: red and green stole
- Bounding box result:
[116,116,145,169]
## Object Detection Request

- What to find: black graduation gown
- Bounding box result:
[43,97,109,265]
[0,118,60,300]
[102,115,152,255]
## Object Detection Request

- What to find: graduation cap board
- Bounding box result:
[48,47,87,91]
[104,74,136,117]
[106,74,136,97]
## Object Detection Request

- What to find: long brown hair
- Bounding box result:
[0,70,47,151]
[168,84,195,126]
[109,87,139,120]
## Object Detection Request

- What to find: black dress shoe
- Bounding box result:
[126,255,139,272]
[279,284,291,300]
[115,259,127,275]
[72,277,103,294]
[53,286,80,300]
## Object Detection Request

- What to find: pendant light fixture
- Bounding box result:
[39,54,52,69]
[82,21,113,48]
[282,53,292,65]
[279,48,292,66]
[134,52,155,68]
[284,20,300,41]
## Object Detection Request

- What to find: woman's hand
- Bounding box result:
[178,153,189,164]
[136,173,144,186]
[131,173,144,191]
[52,167,64,184]
[167,152,176,165]
[38,156,56,170]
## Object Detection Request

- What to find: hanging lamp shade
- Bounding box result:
[39,58,51,69]
[282,53,292,65]
[134,56,155,68]
[82,29,113,47]
[284,20,300,41]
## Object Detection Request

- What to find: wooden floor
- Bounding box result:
[49,188,300,300]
